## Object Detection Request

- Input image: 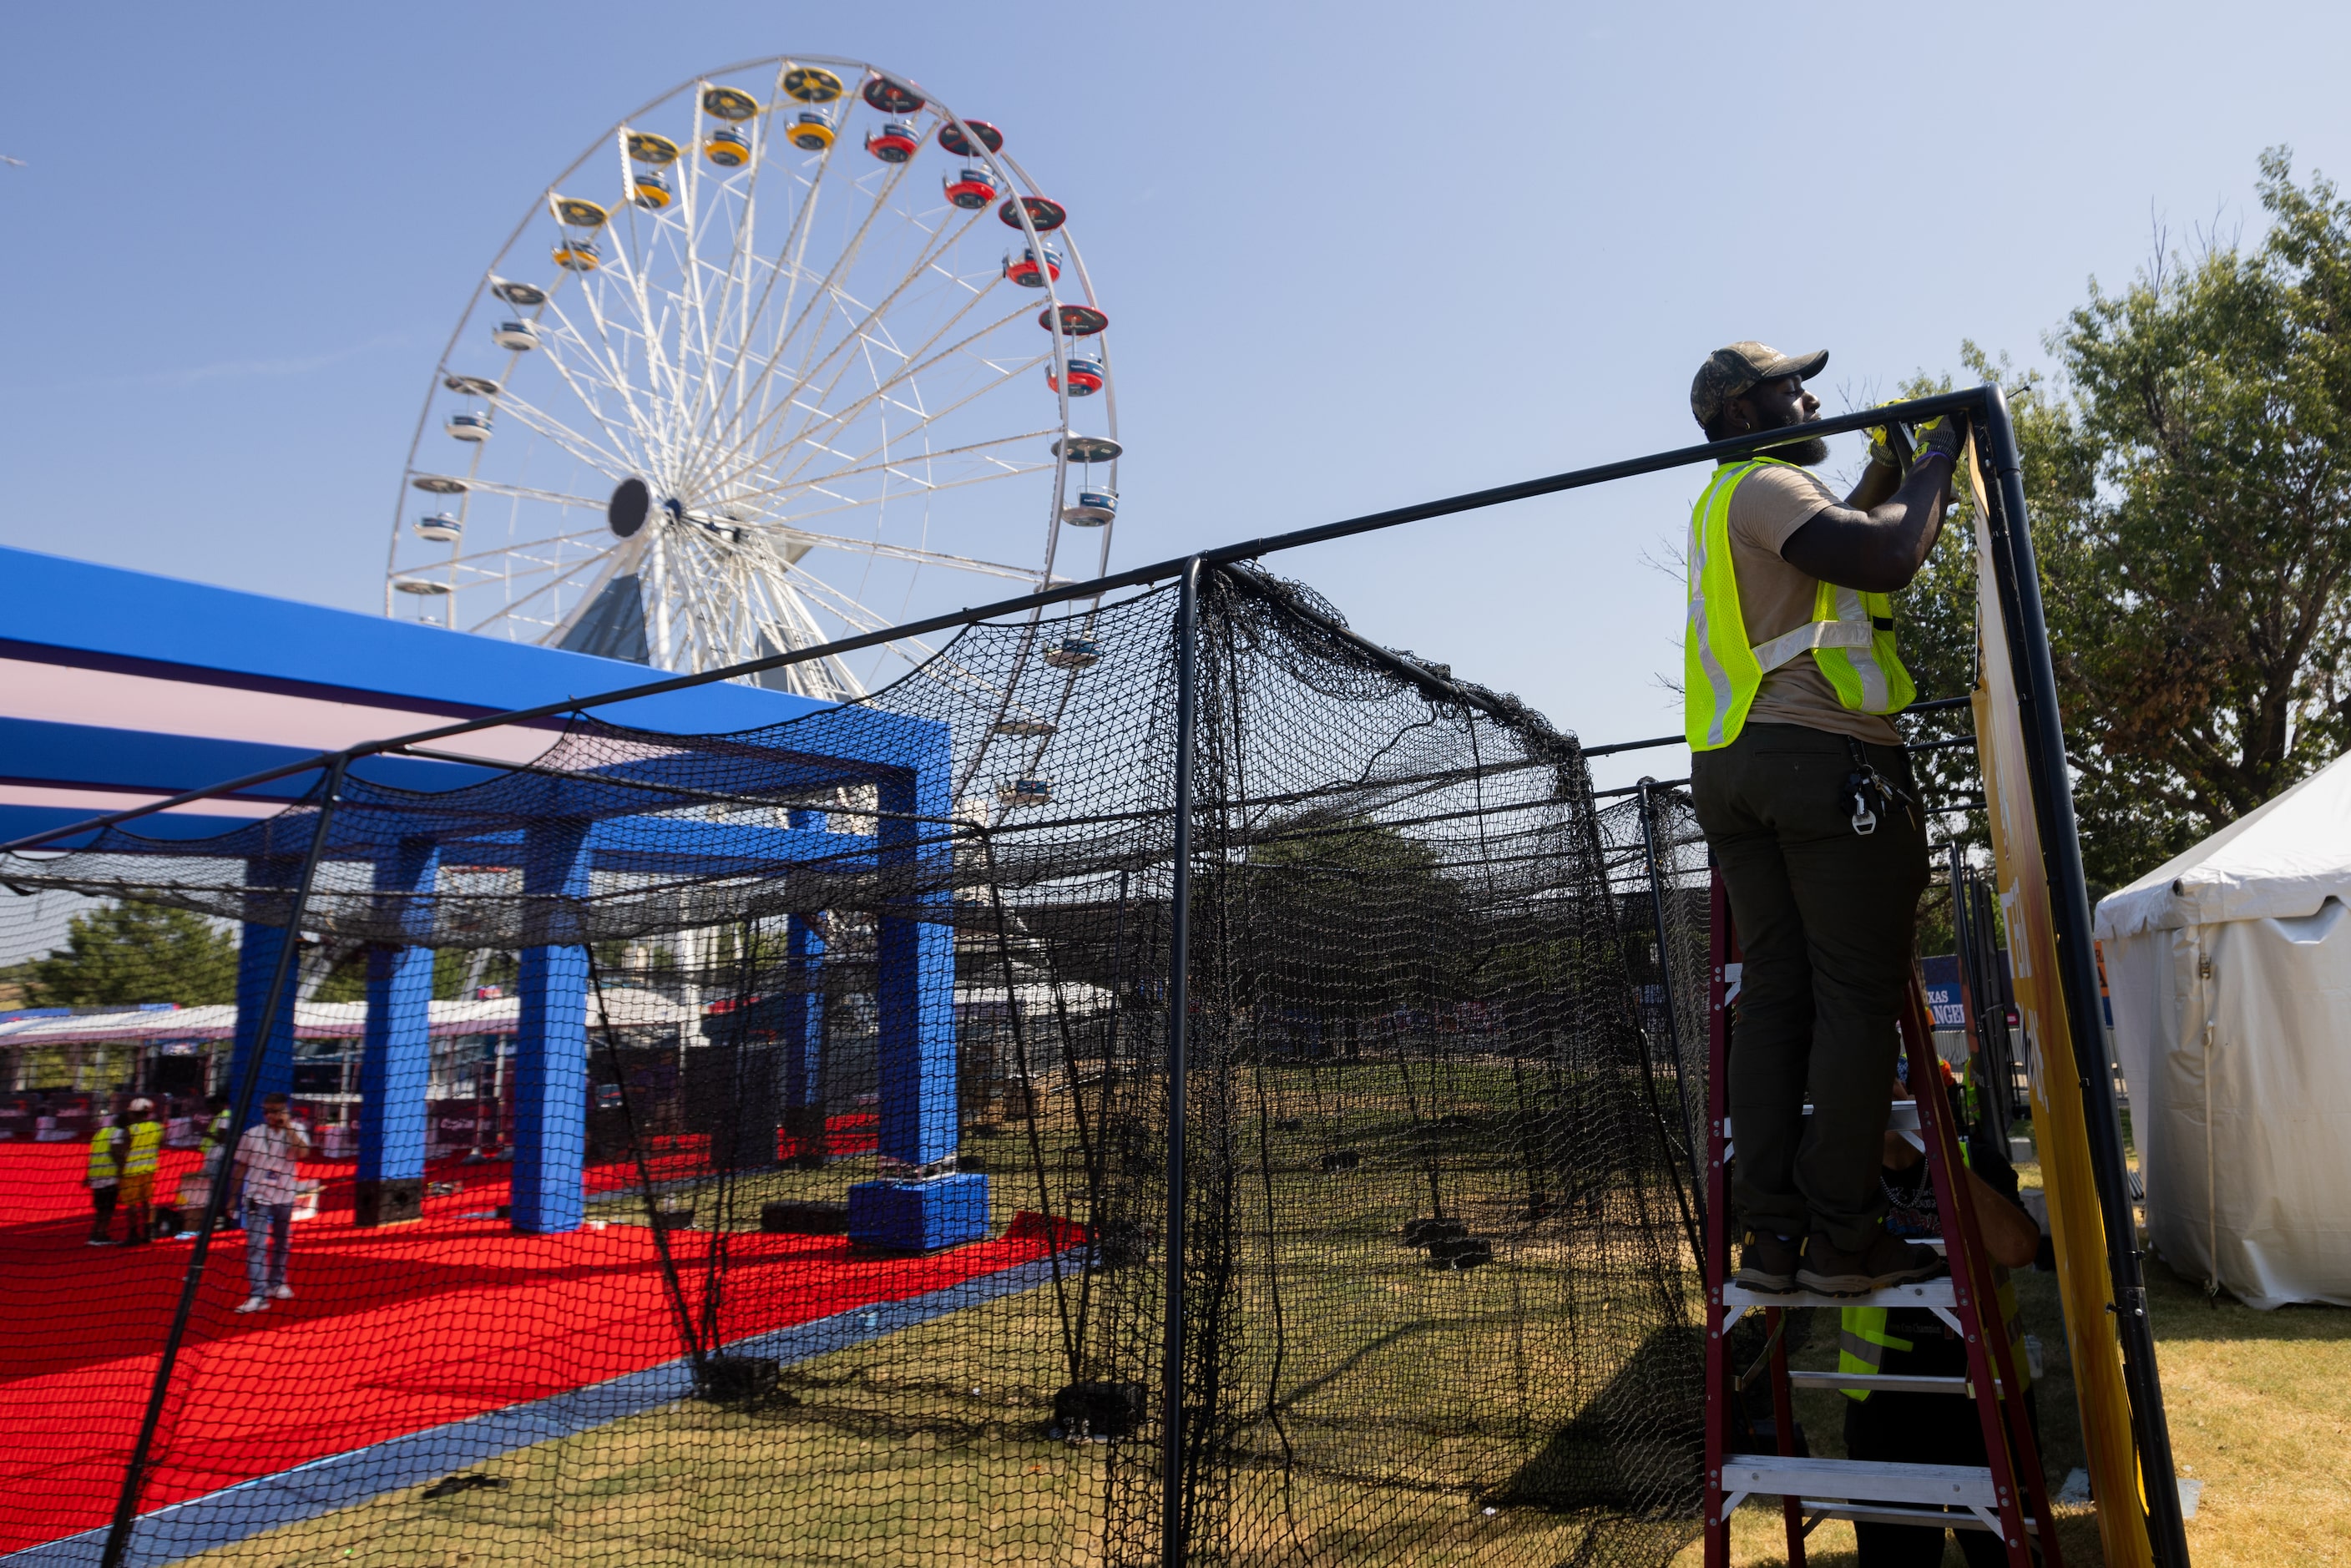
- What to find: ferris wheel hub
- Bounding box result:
[607,477,651,540]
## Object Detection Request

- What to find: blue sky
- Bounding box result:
[4,1,2346,791]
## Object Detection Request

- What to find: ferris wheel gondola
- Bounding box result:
[385,54,1122,706]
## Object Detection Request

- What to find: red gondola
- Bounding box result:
[866,121,919,164]
[1004,246,1063,287]
[943,167,998,209]
[1047,356,1105,397]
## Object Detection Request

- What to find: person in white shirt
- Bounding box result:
[230,1094,310,1313]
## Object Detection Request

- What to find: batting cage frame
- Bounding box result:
[0,385,2184,1568]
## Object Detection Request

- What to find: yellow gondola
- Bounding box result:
[782,64,844,103]
[787,112,835,151]
[625,131,680,165]
[705,127,753,167]
[701,85,760,122]
[631,169,674,210]
[553,237,601,273]
[551,195,609,229]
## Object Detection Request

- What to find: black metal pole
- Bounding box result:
[1634,780,1707,1250]
[99,759,350,1568]
[0,390,2000,860]
[1976,388,2192,1568]
[1160,557,1202,1568]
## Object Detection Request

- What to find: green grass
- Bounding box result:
[190,1056,1713,1568]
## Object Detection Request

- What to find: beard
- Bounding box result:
[1759,423,1831,467]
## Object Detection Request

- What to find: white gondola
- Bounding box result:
[492,320,542,352]
[1042,637,1100,670]
[392,577,452,595]
[414,513,463,543]
[1060,490,1116,526]
[445,410,493,442]
[997,776,1054,807]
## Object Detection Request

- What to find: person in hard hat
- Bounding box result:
[230,1093,311,1313]
[116,1097,165,1247]
[84,1110,128,1246]
[1683,342,1963,1296]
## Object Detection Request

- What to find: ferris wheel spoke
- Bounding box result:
[742,522,1049,582]
[680,203,988,495]
[686,217,1001,500]
[532,310,666,478]
[704,155,918,478]
[765,458,1054,536]
[489,390,640,478]
[454,544,619,635]
[432,527,610,569]
[447,478,614,511]
[547,284,676,478]
[710,286,1022,501]
[754,344,1050,499]
[731,427,1058,509]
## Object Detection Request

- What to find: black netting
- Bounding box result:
[1,566,1707,1568]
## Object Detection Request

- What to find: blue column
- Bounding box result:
[229,855,304,1131]
[875,771,958,1168]
[782,809,827,1138]
[512,820,591,1234]
[356,838,438,1226]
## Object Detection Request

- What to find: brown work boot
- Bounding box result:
[1796,1231,1946,1297]
[1734,1231,1801,1293]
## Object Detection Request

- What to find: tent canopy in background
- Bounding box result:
[2094,751,2351,1310]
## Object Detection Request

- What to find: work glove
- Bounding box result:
[1911,413,1965,465]
[1864,403,1908,469]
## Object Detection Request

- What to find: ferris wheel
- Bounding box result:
[384,55,1122,701]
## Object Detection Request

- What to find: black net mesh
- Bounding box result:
[0,566,1711,1568]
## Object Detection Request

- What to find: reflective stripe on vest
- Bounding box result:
[1682,457,1917,751]
[1837,1307,1913,1400]
[124,1119,163,1176]
[87,1129,122,1183]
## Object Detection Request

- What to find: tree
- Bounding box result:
[1902,150,2351,890]
[26,902,239,1007]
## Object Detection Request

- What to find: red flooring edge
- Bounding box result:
[0,1141,1065,1554]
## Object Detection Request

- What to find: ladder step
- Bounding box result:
[1721,1454,1999,1509]
[1797,1499,2035,1535]
[1723,1100,1922,1140]
[1786,1370,1969,1394]
[1723,1277,1954,1312]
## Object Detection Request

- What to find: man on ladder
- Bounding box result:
[1683,341,1959,1294]
[1686,349,2058,1565]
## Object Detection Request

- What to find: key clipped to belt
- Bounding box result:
[1840,736,1900,837]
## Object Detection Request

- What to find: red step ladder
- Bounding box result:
[1700,867,2063,1566]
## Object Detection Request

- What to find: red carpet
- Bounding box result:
[0,1138,1063,1554]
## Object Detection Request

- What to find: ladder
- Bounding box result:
[1701,867,2063,1566]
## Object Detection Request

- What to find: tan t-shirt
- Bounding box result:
[1722,462,1902,746]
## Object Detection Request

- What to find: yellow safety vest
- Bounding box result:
[124,1120,164,1176]
[1683,458,1916,751]
[87,1128,122,1183]
[1839,1143,2032,1403]
[1839,1275,2031,1404]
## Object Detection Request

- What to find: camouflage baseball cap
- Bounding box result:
[1690,341,1829,427]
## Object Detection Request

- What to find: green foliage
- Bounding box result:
[1899,150,2351,890]
[25,901,238,1006]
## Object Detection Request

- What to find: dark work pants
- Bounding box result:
[1691,723,1929,1252]
[1845,1388,2041,1565]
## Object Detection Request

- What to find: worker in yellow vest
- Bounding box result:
[1839,1075,2044,1565]
[84,1110,127,1246]
[1683,342,1962,1295]
[118,1096,165,1247]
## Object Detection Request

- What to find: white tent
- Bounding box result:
[2094,750,2351,1308]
